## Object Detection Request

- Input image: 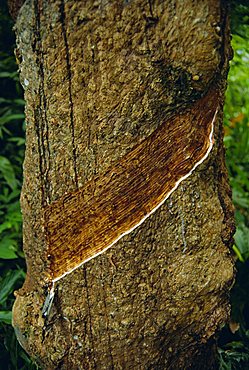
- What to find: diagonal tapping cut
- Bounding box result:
[44,87,219,284]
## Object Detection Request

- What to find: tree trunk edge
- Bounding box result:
[12,1,235,369]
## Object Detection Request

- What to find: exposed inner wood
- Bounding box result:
[44,87,218,281]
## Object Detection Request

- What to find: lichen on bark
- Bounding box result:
[12,0,234,369]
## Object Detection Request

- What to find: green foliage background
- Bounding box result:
[0,1,36,369]
[218,2,249,369]
[0,1,248,369]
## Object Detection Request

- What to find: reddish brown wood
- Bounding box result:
[45,87,218,282]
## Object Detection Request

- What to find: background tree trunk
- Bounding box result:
[12,0,235,369]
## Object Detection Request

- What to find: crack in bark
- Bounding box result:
[83,266,97,369]
[148,0,154,18]
[99,260,115,369]
[213,140,235,247]
[218,1,229,76]
[59,0,79,188]
[32,0,45,206]
[33,0,51,206]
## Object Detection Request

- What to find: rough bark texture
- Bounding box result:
[12,1,235,369]
[45,88,218,282]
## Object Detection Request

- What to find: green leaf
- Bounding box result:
[0,124,11,137]
[4,201,22,233]
[13,99,25,106]
[0,235,18,259]
[0,310,12,324]
[0,97,10,103]
[0,155,18,190]
[0,188,20,205]
[0,71,17,79]
[232,189,249,209]
[8,136,25,146]
[0,269,24,304]
[0,221,13,234]
[233,245,245,263]
[0,112,25,125]
[234,226,249,260]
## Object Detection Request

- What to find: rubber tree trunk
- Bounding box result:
[12,1,235,369]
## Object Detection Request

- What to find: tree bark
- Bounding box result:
[12,0,235,369]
